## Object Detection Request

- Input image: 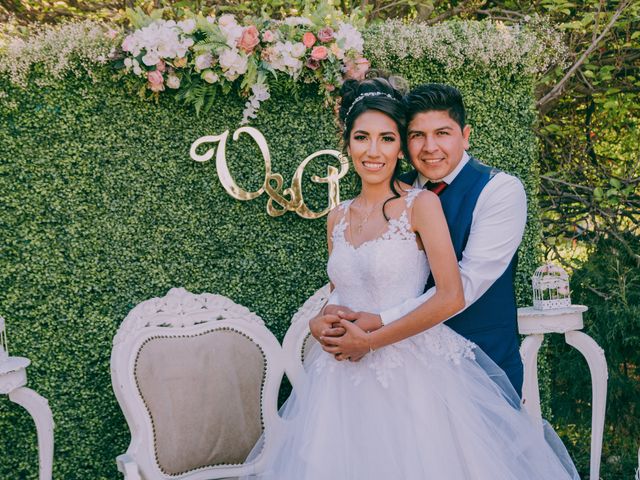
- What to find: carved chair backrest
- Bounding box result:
[111,288,284,479]
[282,285,329,390]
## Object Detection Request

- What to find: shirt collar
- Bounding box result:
[416,151,469,188]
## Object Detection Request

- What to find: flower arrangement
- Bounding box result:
[113,4,368,123]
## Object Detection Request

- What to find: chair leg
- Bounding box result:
[116,453,143,480]
[9,387,54,480]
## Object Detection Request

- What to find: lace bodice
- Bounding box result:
[327,189,429,314]
[323,189,476,388]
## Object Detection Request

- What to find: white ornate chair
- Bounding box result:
[111,288,285,480]
[281,284,329,390]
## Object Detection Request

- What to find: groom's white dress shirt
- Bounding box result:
[379,152,527,325]
[325,152,527,326]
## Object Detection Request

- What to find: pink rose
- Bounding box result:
[345,57,370,80]
[311,45,329,61]
[237,25,260,54]
[302,31,316,48]
[262,30,275,42]
[305,58,320,70]
[156,59,166,73]
[147,70,164,92]
[317,27,334,43]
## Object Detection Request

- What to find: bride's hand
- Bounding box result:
[309,313,343,346]
[321,320,370,361]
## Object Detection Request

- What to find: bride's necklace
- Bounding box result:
[352,196,388,234]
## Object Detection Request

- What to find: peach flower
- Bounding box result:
[147,70,164,92]
[302,32,316,48]
[345,57,370,80]
[311,46,329,61]
[173,57,188,68]
[237,25,260,54]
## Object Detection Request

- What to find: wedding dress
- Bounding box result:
[246,189,579,480]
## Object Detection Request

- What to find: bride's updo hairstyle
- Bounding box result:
[338,75,409,220]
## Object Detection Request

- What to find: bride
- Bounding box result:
[245,76,579,479]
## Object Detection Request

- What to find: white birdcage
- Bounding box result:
[532,263,571,310]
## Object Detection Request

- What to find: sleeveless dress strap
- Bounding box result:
[405,188,422,208]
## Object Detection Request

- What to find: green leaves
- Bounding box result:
[0,53,542,480]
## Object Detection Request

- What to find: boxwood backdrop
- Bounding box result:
[1,20,548,479]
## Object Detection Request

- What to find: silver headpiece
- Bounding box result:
[345,91,395,119]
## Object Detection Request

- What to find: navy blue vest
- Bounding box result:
[400,158,523,396]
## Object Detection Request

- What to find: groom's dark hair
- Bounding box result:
[404,83,466,130]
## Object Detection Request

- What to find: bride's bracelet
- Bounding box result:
[366,332,375,353]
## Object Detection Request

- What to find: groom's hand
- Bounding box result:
[338,310,383,333]
[323,304,354,317]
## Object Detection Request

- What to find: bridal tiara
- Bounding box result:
[345,91,396,119]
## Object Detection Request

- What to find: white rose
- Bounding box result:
[142,51,160,66]
[178,19,196,34]
[202,70,219,84]
[166,74,181,89]
[195,53,213,71]
[219,48,248,76]
[291,42,305,58]
[224,71,239,81]
[124,57,133,68]
[133,65,142,76]
[218,14,237,28]
[335,22,364,54]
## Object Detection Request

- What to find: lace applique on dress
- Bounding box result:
[331,199,352,245]
[378,189,421,242]
[322,188,477,387]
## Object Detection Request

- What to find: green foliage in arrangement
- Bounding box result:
[0,23,542,480]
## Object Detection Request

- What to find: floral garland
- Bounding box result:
[113,5,369,123]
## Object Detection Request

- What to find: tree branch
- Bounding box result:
[536,0,631,110]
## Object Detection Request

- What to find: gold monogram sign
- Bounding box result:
[190,127,350,219]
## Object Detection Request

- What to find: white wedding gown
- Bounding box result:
[245,190,580,480]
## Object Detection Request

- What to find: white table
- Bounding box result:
[518,305,607,480]
[0,356,54,480]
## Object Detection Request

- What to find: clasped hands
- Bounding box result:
[309,305,383,362]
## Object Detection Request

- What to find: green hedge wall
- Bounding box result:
[1,28,541,480]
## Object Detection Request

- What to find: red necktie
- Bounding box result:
[425,181,447,195]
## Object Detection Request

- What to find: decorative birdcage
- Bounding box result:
[532,263,571,310]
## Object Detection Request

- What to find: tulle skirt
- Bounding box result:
[244,325,579,480]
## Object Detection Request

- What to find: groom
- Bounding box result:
[313,83,527,396]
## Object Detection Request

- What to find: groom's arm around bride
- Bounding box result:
[311,83,527,395]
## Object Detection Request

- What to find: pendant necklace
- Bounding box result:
[352,196,387,235]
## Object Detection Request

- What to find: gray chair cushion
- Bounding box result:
[135,328,265,475]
